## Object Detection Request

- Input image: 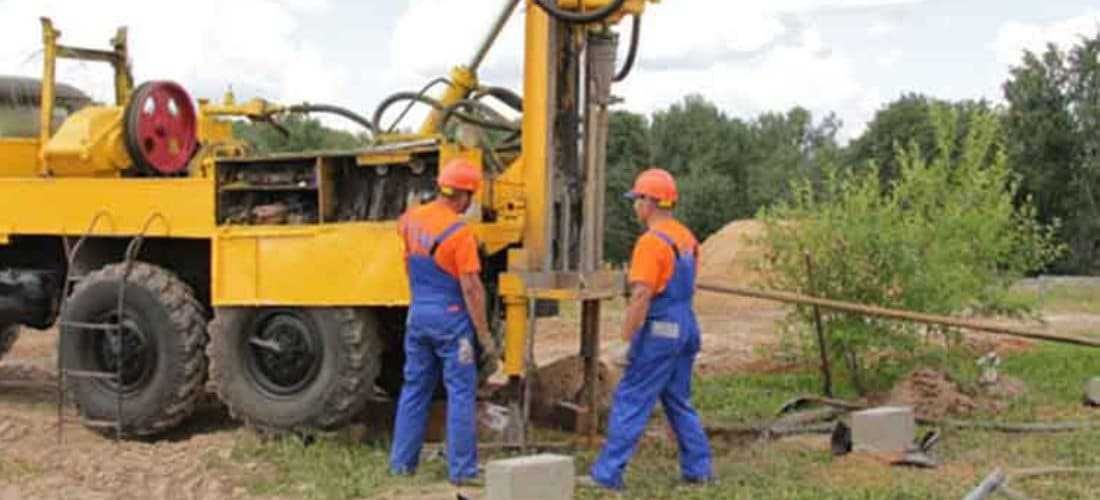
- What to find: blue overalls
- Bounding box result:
[390,221,479,484]
[590,230,713,489]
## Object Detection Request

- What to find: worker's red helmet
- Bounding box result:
[625,168,678,208]
[437,158,482,195]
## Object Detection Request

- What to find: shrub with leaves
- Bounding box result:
[757,103,1062,392]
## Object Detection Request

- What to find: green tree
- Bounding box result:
[759,104,1061,392]
[603,96,841,262]
[846,93,995,188]
[232,114,368,154]
[604,110,651,263]
[1003,32,1100,273]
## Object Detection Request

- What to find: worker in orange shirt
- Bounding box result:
[390,159,496,485]
[587,168,713,490]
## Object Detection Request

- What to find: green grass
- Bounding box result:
[230,280,1100,499]
[232,342,1100,499]
[232,435,419,499]
[1010,278,1100,315]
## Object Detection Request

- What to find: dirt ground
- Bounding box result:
[1,219,1092,499]
[0,289,779,499]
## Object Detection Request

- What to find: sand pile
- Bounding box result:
[696,219,778,313]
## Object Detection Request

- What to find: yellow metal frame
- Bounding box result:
[0,5,650,379]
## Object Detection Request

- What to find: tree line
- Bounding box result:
[235,31,1100,274]
[606,31,1100,274]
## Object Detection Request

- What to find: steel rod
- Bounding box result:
[803,254,833,397]
[697,282,1100,348]
[469,0,522,72]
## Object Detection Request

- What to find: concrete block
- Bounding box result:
[850,406,915,453]
[486,454,574,500]
[1086,378,1100,406]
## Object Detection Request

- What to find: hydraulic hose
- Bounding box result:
[473,86,524,113]
[613,14,640,82]
[283,103,376,135]
[440,99,520,133]
[384,77,451,133]
[532,0,626,24]
[371,92,518,135]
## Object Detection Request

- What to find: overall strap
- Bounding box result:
[649,230,680,258]
[649,229,699,260]
[429,221,467,256]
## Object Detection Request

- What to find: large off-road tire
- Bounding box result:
[59,262,208,437]
[207,307,382,432]
[0,324,19,361]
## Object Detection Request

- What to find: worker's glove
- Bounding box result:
[477,340,500,381]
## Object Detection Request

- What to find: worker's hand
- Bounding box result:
[478,341,500,381]
[613,345,631,368]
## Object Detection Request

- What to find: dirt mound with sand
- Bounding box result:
[696,219,778,313]
[699,219,769,285]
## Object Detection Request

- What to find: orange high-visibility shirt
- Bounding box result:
[628,218,699,294]
[397,200,480,278]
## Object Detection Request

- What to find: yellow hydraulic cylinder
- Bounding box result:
[503,294,528,376]
[418,66,478,136]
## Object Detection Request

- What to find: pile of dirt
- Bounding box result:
[887,368,978,419]
[528,354,621,427]
[696,219,779,314]
[885,368,1026,419]
[698,219,769,285]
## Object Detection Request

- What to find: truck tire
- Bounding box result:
[59,262,208,437]
[0,324,18,361]
[207,307,381,432]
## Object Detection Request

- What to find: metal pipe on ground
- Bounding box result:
[696,282,1100,348]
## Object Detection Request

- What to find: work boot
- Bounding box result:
[681,475,718,487]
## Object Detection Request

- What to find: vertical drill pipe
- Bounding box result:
[469,0,523,73]
[579,31,618,445]
[580,301,600,445]
[804,253,833,397]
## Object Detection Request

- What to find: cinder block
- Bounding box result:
[850,406,915,453]
[1086,378,1100,406]
[486,454,574,500]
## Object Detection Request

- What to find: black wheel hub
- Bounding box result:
[245,313,322,396]
[92,315,154,392]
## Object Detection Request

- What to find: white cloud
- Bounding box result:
[875,49,902,69]
[0,0,346,108]
[386,0,926,138]
[868,18,898,38]
[993,10,1100,67]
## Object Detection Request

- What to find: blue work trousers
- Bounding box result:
[590,344,712,489]
[389,326,478,483]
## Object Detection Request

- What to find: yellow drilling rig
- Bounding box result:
[0,0,648,437]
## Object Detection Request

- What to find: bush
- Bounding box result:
[757,103,1062,392]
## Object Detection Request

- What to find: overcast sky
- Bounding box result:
[2,1,1098,140]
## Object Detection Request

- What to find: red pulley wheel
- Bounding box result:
[124,81,198,176]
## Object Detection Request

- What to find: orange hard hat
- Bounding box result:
[437,158,482,195]
[625,168,678,208]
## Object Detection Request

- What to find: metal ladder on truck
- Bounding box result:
[55,212,165,443]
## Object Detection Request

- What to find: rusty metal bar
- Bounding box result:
[580,300,600,446]
[697,282,1100,348]
[803,254,833,397]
